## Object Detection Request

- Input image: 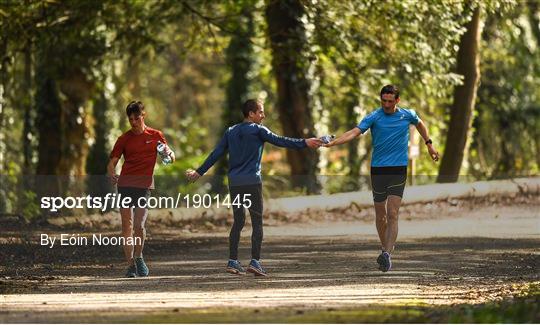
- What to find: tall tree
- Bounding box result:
[438,4,483,183]
[22,44,34,175]
[32,1,105,178]
[35,58,63,200]
[212,5,256,194]
[57,68,93,177]
[265,0,320,193]
[0,38,7,214]
[527,1,540,169]
[469,2,539,179]
[30,0,172,175]
[86,89,112,203]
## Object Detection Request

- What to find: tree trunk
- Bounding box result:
[437,5,483,183]
[22,44,34,174]
[0,39,7,214]
[211,7,255,194]
[57,68,93,177]
[35,60,63,202]
[266,0,321,193]
[86,91,109,176]
[0,38,7,173]
[86,90,112,201]
[127,54,142,100]
[527,1,540,169]
[18,44,36,217]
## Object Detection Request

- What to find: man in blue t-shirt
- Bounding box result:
[186,99,322,276]
[324,85,439,272]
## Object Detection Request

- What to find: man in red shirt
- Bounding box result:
[107,101,175,277]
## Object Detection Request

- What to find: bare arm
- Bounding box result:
[415,120,440,161]
[107,157,120,184]
[324,127,362,147]
[415,120,430,142]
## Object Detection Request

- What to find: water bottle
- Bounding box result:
[320,134,335,144]
[156,141,172,165]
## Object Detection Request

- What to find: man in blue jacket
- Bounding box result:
[186,99,322,276]
[324,85,440,272]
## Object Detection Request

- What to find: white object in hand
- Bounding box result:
[319,134,335,144]
[156,141,172,165]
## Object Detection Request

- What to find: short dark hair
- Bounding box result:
[126,101,145,117]
[242,99,262,117]
[380,85,400,99]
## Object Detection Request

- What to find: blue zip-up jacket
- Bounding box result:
[196,122,307,186]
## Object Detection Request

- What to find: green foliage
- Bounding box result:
[311,0,472,179]
[470,2,540,178]
[0,0,538,218]
[0,162,19,214]
[210,1,257,193]
[20,190,41,221]
[446,283,540,323]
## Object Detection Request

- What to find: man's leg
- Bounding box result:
[120,207,134,266]
[132,206,149,276]
[229,206,246,260]
[226,186,248,275]
[374,200,388,250]
[248,184,263,261]
[133,207,148,258]
[384,195,402,253]
[371,170,389,251]
[246,184,266,276]
[229,186,246,261]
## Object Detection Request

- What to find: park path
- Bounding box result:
[1,199,539,322]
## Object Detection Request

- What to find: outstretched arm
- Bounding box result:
[186,132,228,182]
[258,126,321,149]
[415,120,439,161]
[324,127,362,147]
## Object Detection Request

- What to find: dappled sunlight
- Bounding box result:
[1,282,503,312]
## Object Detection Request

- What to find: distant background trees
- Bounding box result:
[0,0,538,220]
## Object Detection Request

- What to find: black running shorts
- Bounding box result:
[117,186,151,208]
[370,166,407,202]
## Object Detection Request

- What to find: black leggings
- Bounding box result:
[228,184,263,260]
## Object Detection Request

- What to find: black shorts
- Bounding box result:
[370,166,407,202]
[117,186,151,208]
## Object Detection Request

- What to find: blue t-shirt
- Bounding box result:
[197,122,307,186]
[357,107,420,167]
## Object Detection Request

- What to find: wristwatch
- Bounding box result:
[425,139,433,145]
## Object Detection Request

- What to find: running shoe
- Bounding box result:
[135,257,149,277]
[125,264,137,278]
[226,260,246,275]
[380,251,392,272]
[377,252,385,271]
[247,259,267,276]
